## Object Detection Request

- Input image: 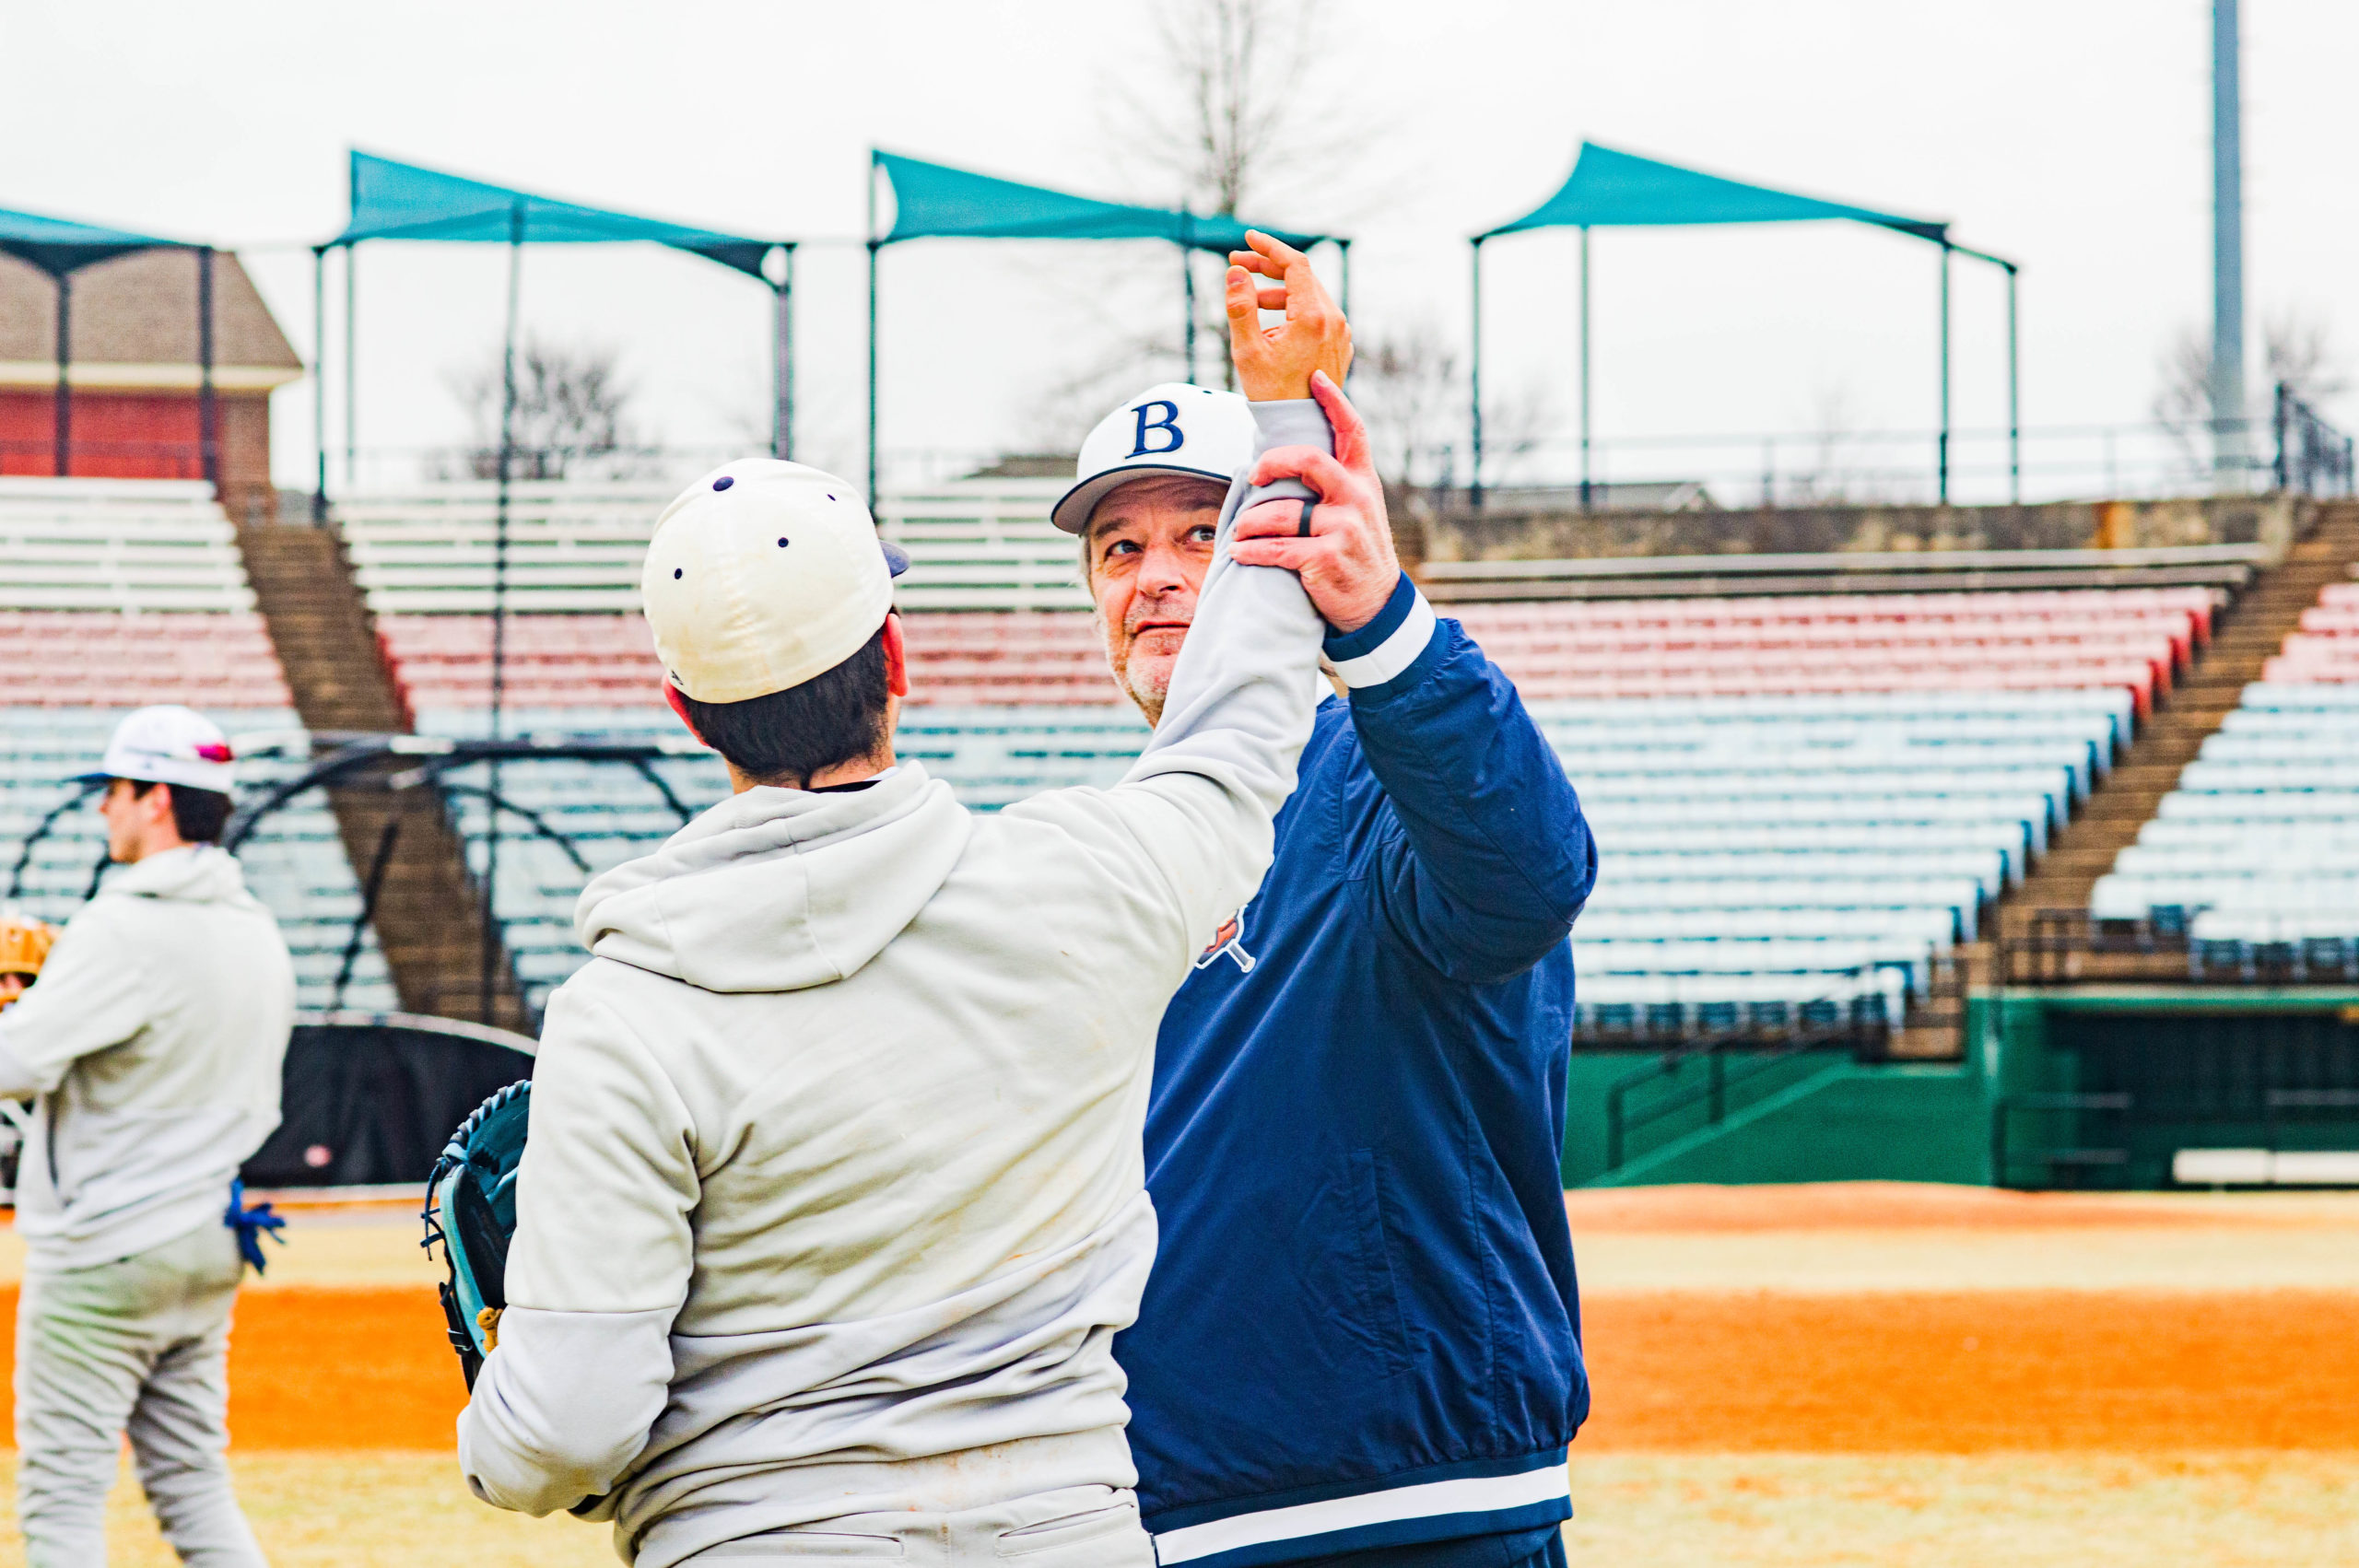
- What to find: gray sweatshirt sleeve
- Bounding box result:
[1108,399,1333,943]
[457,988,695,1516]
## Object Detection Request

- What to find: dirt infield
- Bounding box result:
[0,1282,2306,1455]
[1580,1290,2359,1451]
[0,1185,2349,1562]
[8,1452,2357,1568]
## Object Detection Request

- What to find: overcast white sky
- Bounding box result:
[3,0,2353,502]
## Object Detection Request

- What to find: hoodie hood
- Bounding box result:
[577,763,974,995]
[108,845,267,911]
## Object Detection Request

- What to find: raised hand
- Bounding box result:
[1226,230,1352,403]
[1228,370,1401,634]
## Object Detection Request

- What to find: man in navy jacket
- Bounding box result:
[1059,234,1598,1568]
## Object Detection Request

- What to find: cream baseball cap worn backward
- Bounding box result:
[642,460,911,705]
[1051,382,1257,534]
[76,705,238,793]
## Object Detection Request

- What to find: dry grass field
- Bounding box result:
[0,1183,2349,1565]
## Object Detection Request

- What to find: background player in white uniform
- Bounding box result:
[0,705,296,1567]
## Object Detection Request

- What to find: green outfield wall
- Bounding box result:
[1563,988,2359,1190]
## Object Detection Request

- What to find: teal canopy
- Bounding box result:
[1480,142,1947,244]
[874,150,1327,252]
[329,151,773,276]
[0,206,182,277]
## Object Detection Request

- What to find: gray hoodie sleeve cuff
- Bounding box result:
[1215,398,1334,527]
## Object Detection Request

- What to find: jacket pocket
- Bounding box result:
[1345,1148,1414,1377]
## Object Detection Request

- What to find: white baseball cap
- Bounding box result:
[1051,382,1256,534]
[77,705,238,794]
[641,459,912,706]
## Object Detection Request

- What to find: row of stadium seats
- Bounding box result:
[415,685,2113,1018]
[0,612,291,708]
[2262,581,2359,683]
[0,708,399,1013]
[370,588,2201,715]
[335,477,1087,616]
[2093,573,2359,943]
[0,478,257,614]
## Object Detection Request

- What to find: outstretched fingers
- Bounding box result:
[1224,264,1258,325]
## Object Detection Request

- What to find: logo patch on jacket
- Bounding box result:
[1194,907,1256,973]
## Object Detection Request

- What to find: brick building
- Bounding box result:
[0,248,302,520]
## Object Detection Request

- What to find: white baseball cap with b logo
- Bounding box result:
[76,705,238,793]
[641,460,911,706]
[1051,381,1257,534]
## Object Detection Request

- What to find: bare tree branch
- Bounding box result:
[2154,306,2348,473]
[444,337,649,480]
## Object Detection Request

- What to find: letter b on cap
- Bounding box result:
[1128,401,1184,458]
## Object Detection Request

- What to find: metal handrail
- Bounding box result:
[1600,978,1884,1172]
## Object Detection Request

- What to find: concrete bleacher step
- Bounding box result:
[237,519,533,1033]
[1994,498,2359,942]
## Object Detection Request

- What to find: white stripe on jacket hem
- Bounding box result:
[1151,1461,1570,1564]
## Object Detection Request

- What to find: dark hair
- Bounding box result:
[677,622,893,787]
[126,779,233,844]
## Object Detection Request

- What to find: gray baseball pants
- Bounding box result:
[672,1484,1155,1566]
[14,1221,267,1566]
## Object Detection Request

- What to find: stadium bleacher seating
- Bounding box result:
[340,477,1082,616]
[0,478,393,1012]
[405,683,2130,1027]
[2093,579,2359,953]
[339,475,2218,1035]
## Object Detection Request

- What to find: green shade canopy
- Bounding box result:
[0,206,183,277]
[1479,141,1948,244]
[328,151,773,276]
[874,150,1328,252]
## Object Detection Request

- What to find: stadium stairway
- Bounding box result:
[236,519,531,1031]
[1976,498,2359,984]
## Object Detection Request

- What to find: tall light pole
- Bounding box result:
[2212,0,2247,486]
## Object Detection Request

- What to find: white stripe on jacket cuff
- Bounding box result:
[1331,591,1438,689]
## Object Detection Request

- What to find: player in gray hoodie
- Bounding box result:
[0,705,294,1567]
[457,245,1355,1566]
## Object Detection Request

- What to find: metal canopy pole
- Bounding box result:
[865,240,881,504]
[197,248,217,490]
[1180,223,1197,387]
[311,246,328,521]
[2006,263,2021,504]
[1937,239,1953,505]
[1469,238,1485,509]
[345,244,358,489]
[772,242,797,461]
[1949,242,2023,505]
[866,158,882,504]
[2212,0,2247,484]
[52,273,70,478]
[1579,226,1592,513]
[483,199,524,1026]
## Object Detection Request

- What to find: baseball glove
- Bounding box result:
[0,913,55,1011]
[423,1078,531,1390]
